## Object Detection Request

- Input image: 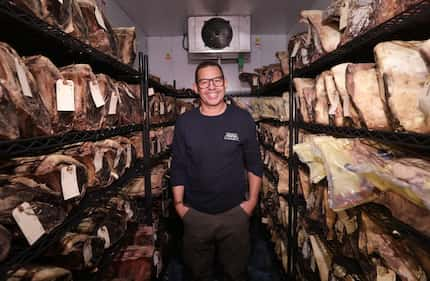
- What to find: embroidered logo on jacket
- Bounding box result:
[224,132,240,142]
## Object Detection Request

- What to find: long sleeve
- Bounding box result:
[242,113,263,177]
[170,118,188,187]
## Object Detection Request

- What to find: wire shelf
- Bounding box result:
[298,122,430,152]
[0,124,142,159]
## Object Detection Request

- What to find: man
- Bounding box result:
[170,60,263,281]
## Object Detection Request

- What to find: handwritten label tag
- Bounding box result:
[252,76,258,86]
[90,80,105,108]
[56,79,75,111]
[14,58,32,97]
[148,88,155,96]
[94,150,104,173]
[97,226,111,249]
[108,91,119,115]
[12,202,45,245]
[61,165,80,200]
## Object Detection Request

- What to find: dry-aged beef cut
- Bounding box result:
[68,0,89,42]
[112,136,136,168]
[109,245,153,281]
[94,139,127,179]
[7,265,73,281]
[12,0,74,32]
[116,81,141,125]
[359,209,427,281]
[419,39,430,64]
[345,63,390,130]
[0,224,11,262]
[12,155,88,200]
[300,10,341,53]
[130,132,144,159]
[0,81,20,140]
[176,99,195,116]
[77,0,118,57]
[331,63,362,127]
[0,176,63,224]
[63,142,114,189]
[314,74,329,125]
[293,78,315,123]
[48,232,105,270]
[113,27,137,66]
[259,123,289,157]
[276,51,289,75]
[374,41,430,133]
[250,93,290,121]
[262,149,289,194]
[341,0,376,44]
[24,55,74,134]
[0,42,52,137]
[323,71,344,126]
[60,64,103,131]
[97,73,119,128]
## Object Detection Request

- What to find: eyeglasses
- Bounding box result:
[197,76,224,89]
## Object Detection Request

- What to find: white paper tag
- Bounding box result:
[114,148,123,168]
[12,202,45,245]
[90,80,105,108]
[61,165,80,200]
[97,226,111,249]
[56,79,75,111]
[261,217,269,224]
[180,107,186,114]
[94,7,107,30]
[252,76,258,86]
[148,88,155,96]
[58,0,63,4]
[160,102,165,115]
[14,58,33,97]
[126,144,132,168]
[291,41,300,58]
[94,150,104,173]
[108,91,119,115]
[339,1,349,31]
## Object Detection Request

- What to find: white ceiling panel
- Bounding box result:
[114,0,321,36]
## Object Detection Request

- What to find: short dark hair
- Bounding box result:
[194,61,224,83]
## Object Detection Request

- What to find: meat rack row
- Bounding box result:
[254,1,430,279]
[0,3,179,279]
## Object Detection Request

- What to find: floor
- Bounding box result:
[160,212,287,281]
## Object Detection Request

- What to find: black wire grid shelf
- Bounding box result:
[0,124,142,159]
[298,122,430,152]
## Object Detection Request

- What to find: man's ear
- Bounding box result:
[193,83,198,93]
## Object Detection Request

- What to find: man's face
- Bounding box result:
[193,65,227,108]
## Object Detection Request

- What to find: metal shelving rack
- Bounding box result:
[253,1,430,280]
[0,2,171,279]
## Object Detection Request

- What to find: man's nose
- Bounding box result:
[208,79,216,89]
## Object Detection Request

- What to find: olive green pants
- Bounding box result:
[182,205,250,281]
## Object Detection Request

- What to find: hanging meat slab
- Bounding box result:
[113,27,137,66]
[345,63,390,130]
[0,42,52,137]
[77,0,118,57]
[374,40,430,133]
